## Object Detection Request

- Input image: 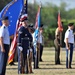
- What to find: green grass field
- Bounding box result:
[6,47,75,75]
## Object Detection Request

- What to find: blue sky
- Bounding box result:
[28,0,75,10]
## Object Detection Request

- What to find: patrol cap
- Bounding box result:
[39,24,44,30]
[1,16,9,21]
[68,23,74,26]
[40,24,43,28]
[28,24,33,28]
[28,24,35,31]
[20,15,28,22]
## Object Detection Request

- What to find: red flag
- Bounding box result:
[8,1,28,64]
[58,11,63,32]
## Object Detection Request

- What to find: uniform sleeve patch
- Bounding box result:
[19,31,22,34]
[69,30,70,32]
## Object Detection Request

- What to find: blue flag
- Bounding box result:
[0,0,24,36]
[34,6,41,45]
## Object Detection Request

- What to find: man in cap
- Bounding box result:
[0,16,10,75]
[64,23,74,69]
[17,16,33,74]
[54,27,61,65]
[54,34,61,65]
[28,24,34,73]
[34,24,44,69]
[38,24,44,62]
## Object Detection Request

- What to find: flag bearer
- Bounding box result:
[39,24,44,62]
[54,27,61,65]
[64,23,74,69]
[17,16,33,74]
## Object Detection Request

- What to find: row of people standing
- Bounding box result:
[54,23,74,69]
[0,16,44,75]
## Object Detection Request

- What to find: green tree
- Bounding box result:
[0,0,11,11]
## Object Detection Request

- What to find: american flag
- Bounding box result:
[8,0,28,64]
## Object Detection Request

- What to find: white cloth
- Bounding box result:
[32,33,35,43]
[30,48,32,52]
[0,25,10,45]
[32,33,37,45]
[64,28,74,44]
[18,46,23,51]
[38,33,44,45]
[55,28,60,36]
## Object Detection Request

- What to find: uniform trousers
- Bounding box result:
[54,39,60,64]
[35,43,40,69]
[18,47,28,74]
[66,43,73,68]
[35,50,39,68]
[39,44,43,61]
[33,44,39,69]
[0,44,9,75]
[55,45,60,64]
[18,39,29,74]
[32,45,36,69]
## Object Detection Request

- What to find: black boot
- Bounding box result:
[69,62,72,69]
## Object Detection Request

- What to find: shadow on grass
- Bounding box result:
[38,67,75,70]
[40,63,75,67]
[7,67,18,70]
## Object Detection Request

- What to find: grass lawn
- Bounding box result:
[6,47,75,75]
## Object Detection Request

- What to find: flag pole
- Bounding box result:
[58,10,63,61]
[38,0,42,61]
[58,10,63,62]
[24,0,28,13]
[33,0,36,25]
[60,29,62,62]
[34,2,41,68]
[24,0,30,72]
